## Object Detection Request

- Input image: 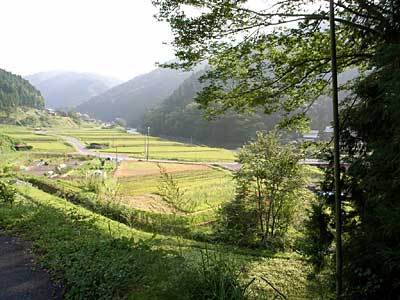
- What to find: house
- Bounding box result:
[302,130,319,142]
[45,108,57,116]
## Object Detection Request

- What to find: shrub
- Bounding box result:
[213,198,258,247]
[0,180,16,206]
[177,250,254,300]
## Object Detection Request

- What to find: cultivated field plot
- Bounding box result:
[59,128,236,162]
[117,162,235,221]
[0,125,74,152]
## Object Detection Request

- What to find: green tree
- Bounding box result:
[217,132,306,249]
[0,180,17,206]
[68,110,82,125]
[114,117,127,128]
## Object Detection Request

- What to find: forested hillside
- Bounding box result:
[26,71,122,109]
[0,69,44,109]
[142,71,333,147]
[77,68,191,126]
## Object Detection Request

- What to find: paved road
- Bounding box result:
[0,234,62,300]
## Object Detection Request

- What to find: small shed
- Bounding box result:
[87,143,108,149]
[15,144,33,151]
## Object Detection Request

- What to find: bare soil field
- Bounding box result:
[113,161,210,178]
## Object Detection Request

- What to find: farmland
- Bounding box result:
[0,125,74,153]
[0,122,325,299]
[57,128,237,162]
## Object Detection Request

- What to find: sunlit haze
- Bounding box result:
[0,0,175,80]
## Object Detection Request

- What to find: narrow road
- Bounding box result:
[45,132,242,171]
[0,234,62,300]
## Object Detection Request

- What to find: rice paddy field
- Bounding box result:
[57,128,236,162]
[0,125,74,153]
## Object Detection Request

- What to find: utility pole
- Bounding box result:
[144,130,147,159]
[146,126,150,161]
[329,0,342,298]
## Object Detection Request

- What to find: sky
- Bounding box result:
[0,0,175,80]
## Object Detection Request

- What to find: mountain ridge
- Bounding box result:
[26,71,123,109]
[76,67,192,126]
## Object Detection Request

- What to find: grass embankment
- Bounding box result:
[59,128,236,162]
[0,184,313,299]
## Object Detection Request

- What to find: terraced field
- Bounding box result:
[58,128,236,162]
[111,161,235,227]
[0,125,74,153]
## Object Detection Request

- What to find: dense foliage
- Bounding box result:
[337,45,400,299]
[0,180,16,206]
[153,0,400,298]
[0,69,44,109]
[215,132,308,249]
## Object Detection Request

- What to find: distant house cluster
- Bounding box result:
[300,126,334,142]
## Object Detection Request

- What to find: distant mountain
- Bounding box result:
[76,68,192,126]
[0,68,44,109]
[26,71,123,109]
[141,71,281,147]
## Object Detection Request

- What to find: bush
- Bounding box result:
[214,198,258,247]
[177,250,254,300]
[0,180,16,205]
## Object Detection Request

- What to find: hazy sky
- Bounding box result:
[0,0,175,80]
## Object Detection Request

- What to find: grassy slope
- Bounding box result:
[0,185,313,299]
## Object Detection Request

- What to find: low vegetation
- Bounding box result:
[0,184,315,299]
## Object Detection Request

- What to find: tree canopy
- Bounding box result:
[153,0,397,126]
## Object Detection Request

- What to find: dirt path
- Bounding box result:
[0,234,62,300]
